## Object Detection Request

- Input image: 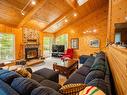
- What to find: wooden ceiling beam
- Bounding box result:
[41,9,72,32]
[18,0,46,28]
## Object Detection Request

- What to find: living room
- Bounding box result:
[0,0,127,95]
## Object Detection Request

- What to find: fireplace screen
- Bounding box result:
[25,48,38,60]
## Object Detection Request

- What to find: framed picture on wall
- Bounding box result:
[71,38,79,49]
[89,39,100,48]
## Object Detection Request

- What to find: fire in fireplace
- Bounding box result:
[25,48,38,61]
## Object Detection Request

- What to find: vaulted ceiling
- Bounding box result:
[0,0,108,32]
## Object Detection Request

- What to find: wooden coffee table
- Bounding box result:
[53,59,78,78]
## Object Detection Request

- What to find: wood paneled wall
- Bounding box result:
[54,5,108,58]
[0,24,44,60]
[106,46,127,95]
[0,24,23,60]
[107,0,127,42]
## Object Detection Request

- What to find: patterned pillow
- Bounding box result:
[59,83,86,95]
[79,86,106,95]
[16,68,31,78]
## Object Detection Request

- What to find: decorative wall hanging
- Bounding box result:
[89,39,100,48]
[71,38,79,49]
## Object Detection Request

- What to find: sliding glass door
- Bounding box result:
[43,37,53,57]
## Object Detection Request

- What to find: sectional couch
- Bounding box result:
[0,51,113,95]
[64,51,112,95]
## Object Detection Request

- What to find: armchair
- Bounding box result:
[61,48,73,60]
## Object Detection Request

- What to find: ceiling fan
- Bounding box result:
[65,0,88,9]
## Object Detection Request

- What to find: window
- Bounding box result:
[43,37,53,57]
[0,33,15,62]
[115,32,121,43]
[56,34,68,50]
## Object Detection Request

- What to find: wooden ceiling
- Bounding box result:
[0,0,108,32]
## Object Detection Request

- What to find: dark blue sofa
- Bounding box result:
[0,69,62,95]
[64,51,112,95]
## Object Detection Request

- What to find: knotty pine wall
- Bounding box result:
[54,5,108,58]
[107,0,127,42]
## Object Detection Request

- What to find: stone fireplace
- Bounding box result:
[25,47,38,61]
[23,28,41,61]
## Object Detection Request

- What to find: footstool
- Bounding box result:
[33,68,59,83]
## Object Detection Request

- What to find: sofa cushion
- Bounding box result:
[0,69,21,84]
[93,58,105,66]
[64,72,85,85]
[16,68,31,78]
[31,74,46,83]
[11,77,40,95]
[91,64,105,73]
[96,52,105,61]
[84,70,105,84]
[79,86,106,95]
[87,78,109,95]
[59,83,86,95]
[91,58,106,72]
[83,57,95,67]
[79,55,90,64]
[31,86,61,95]
[76,66,90,76]
[0,79,20,95]
[33,68,58,82]
[40,79,61,91]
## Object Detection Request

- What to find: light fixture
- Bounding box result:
[31,0,36,5]
[77,0,88,6]
[93,29,97,33]
[125,16,127,21]
[65,19,68,23]
[20,0,36,15]
[83,32,86,34]
[74,13,78,17]
[21,11,25,16]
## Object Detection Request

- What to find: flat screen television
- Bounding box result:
[52,45,65,52]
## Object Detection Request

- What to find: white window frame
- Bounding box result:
[0,33,15,63]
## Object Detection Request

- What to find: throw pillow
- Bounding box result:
[79,86,106,95]
[16,68,31,78]
[59,83,86,95]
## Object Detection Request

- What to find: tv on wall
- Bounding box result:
[52,45,65,52]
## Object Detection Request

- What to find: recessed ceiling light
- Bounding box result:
[74,13,77,17]
[93,29,97,33]
[31,0,36,5]
[77,0,88,6]
[21,11,25,16]
[125,16,127,21]
[65,19,68,23]
[89,30,92,33]
[83,32,86,34]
